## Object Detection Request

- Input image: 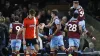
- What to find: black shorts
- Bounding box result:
[25,38,38,46]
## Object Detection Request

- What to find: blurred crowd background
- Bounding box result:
[0,0,100,24]
[0,0,100,55]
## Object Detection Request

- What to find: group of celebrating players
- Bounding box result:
[9,0,96,56]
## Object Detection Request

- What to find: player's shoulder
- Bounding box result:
[55,18,59,21]
[24,17,29,21]
[54,18,60,23]
[78,5,84,10]
[12,22,22,25]
[70,19,79,23]
[70,6,74,9]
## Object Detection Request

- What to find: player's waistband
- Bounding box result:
[25,37,37,39]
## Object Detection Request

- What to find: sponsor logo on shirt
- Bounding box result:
[29,24,36,27]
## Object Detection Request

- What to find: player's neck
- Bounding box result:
[15,21,19,23]
[53,16,58,19]
[28,16,35,20]
[61,21,65,25]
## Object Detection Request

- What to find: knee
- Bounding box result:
[60,46,66,51]
[36,48,39,52]
[35,46,39,52]
[68,47,77,51]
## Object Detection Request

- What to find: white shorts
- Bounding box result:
[11,39,21,51]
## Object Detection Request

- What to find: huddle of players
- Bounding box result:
[9,0,96,56]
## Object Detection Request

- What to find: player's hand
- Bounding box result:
[44,35,48,39]
[45,24,51,28]
[23,40,26,45]
[49,35,54,39]
[92,37,96,41]
[38,23,45,29]
[9,39,11,43]
[82,32,85,36]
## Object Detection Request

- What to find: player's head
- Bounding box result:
[5,1,10,7]
[14,16,19,22]
[73,10,79,18]
[73,0,79,8]
[29,9,36,18]
[62,16,67,22]
[51,10,58,18]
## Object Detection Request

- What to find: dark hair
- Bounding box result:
[73,0,79,4]
[51,11,58,16]
[69,8,76,17]
[73,0,79,2]
[73,11,79,18]
[15,16,19,21]
[29,9,36,16]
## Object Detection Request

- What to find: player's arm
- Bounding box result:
[78,22,82,35]
[84,30,96,40]
[45,18,53,28]
[38,33,47,39]
[36,25,39,38]
[9,23,12,33]
[53,24,60,36]
[23,27,26,41]
[9,23,12,41]
[78,25,82,35]
[38,23,45,30]
[64,23,68,32]
[36,19,39,38]
[23,19,27,44]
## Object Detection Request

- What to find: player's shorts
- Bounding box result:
[23,38,38,50]
[79,20,86,31]
[23,44,35,50]
[68,38,80,48]
[11,39,21,51]
[50,35,64,49]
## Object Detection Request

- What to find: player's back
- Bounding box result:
[67,19,80,39]
[77,6,85,21]
[10,22,22,39]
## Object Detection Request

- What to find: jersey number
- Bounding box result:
[79,8,84,17]
[16,26,21,31]
[68,24,77,32]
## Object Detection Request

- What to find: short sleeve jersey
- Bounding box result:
[66,19,81,39]
[23,17,39,39]
[10,23,23,39]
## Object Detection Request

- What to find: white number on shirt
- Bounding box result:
[79,9,84,17]
[16,26,21,31]
[68,24,77,32]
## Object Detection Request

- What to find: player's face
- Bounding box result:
[29,14,33,19]
[73,2,79,8]
[51,12,55,18]
[62,17,67,23]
